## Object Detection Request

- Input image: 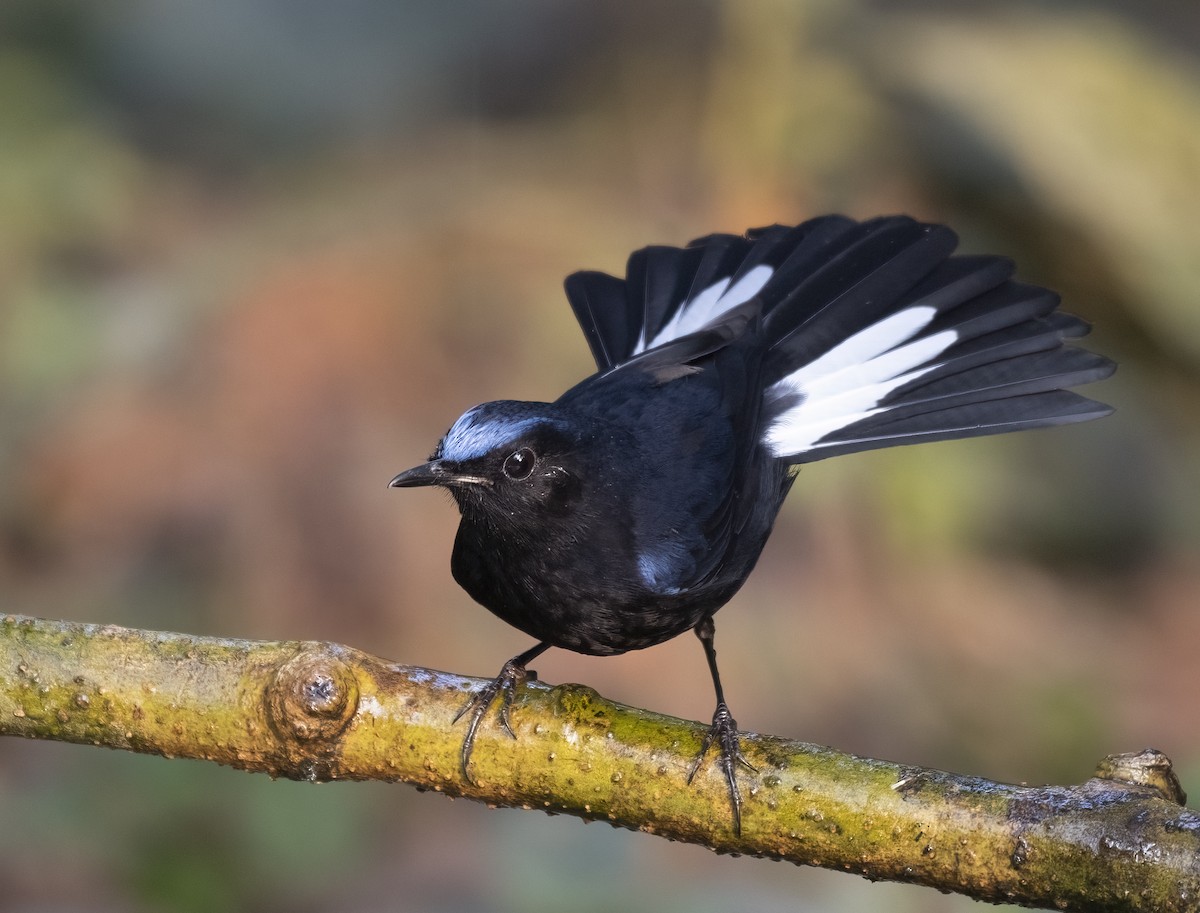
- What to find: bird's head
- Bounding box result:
[390,401,585,519]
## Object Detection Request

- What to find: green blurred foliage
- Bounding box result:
[1,1,1198,911]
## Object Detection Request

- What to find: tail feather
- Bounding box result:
[764,220,957,345]
[628,247,696,354]
[788,391,1113,462]
[563,214,1115,463]
[900,316,1094,390]
[924,282,1059,341]
[890,255,1016,313]
[763,307,1114,461]
[762,249,1020,383]
[863,348,1114,423]
[564,270,632,370]
[1050,311,1093,339]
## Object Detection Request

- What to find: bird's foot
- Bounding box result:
[687,701,757,835]
[453,657,529,784]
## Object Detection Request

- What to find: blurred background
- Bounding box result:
[1,1,1198,910]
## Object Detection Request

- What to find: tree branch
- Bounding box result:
[2,613,1197,911]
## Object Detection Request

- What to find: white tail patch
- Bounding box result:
[764,305,959,456]
[634,265,774,354]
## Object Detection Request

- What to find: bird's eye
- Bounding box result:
[502,448,536,481]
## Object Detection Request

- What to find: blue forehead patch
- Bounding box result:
[438,402,561,462]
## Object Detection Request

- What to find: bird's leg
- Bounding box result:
[687,617,756,835]
[453,641,551,784]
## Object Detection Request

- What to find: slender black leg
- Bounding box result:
[454,641,551,784]
[687,617,756,835]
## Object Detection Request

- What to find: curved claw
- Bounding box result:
[687,701,755,835]
[453,658,528,783]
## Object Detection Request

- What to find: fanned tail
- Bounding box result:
[563,215,1115,463]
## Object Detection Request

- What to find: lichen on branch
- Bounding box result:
[2,613,1198,912]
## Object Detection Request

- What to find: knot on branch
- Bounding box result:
[1093,749,1187,805]
[266,648,359,744]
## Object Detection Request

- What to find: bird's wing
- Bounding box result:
[561,313,783,597]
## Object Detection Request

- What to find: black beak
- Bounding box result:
[388,460,490,489]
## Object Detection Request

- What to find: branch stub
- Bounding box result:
[266,648,359,743]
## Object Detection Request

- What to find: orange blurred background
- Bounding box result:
[2,2,1199,911]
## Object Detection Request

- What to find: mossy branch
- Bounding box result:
[2,613,1197,911]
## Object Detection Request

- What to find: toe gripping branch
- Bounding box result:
[453,632,755,836]
[688,700,757,835]
[691,616,756,835]
[454,641,550,784]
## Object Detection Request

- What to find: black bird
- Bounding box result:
[390,214,1114,832]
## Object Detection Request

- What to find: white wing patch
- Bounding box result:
[634,264,774,354]
[764,305,960,457]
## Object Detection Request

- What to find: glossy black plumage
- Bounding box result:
[391,214,1115,832]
